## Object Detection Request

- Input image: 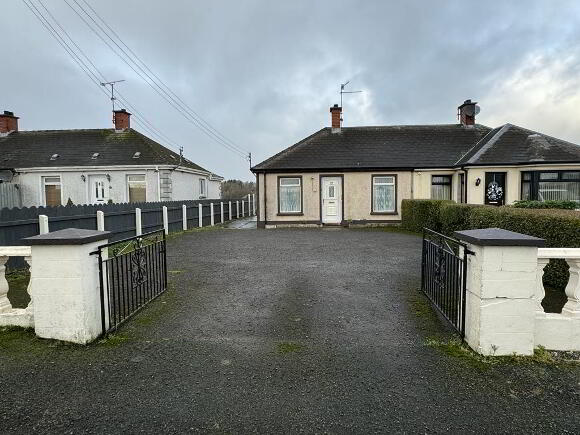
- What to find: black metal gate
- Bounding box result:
[421,228,472,338]
[92,229,167,335]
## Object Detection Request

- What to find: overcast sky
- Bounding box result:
[2,1,580,180]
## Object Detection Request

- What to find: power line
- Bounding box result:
[64,0,249,159]
[80,0,245,155]
[22,0,190,153]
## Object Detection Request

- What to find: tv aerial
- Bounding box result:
[339,80,363,125]
[100,79,125,112]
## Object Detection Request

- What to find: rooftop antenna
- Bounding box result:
[100,79,125,125]
[340,80,362,126]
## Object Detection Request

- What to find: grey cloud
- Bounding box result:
[2,1,580,180]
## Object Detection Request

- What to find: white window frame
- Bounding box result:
[41,175,63,207]
[126,173,147,203]
[372,175,396,213]
[278,176,303,214]
[199,178,207,198]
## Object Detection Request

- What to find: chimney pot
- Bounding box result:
[113,109,131,130]
[0,110,19,134]
[330,104,342,133]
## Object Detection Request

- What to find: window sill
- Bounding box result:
[277,212,304,216]
[370,211,398,215]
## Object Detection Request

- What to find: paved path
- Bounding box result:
[1,228,579,433]
[225,216,256,229]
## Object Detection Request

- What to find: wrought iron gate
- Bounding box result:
[92,229,167,334]
[421,228,472,338]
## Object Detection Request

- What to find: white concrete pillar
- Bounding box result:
[252,193,256,215]
[182,204,187,231]
[0,247,34,328]
[563,258,580,316]
[228,201,232,221]
[135,208,142,236]
[236,201,240,219]
[210,203,215,226]
[39,215,49,234]
[162,206,168,235]
[96,210,105,231]
[0,256,10,313]
[24,228,111,344]
[242,199,245,217]
[220,202,224,224]
[455,228,545,356]
[198,203,203,228]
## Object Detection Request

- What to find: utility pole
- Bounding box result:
[248,152,252,169]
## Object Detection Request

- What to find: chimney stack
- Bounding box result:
[0,111,19,135]
[113,109,131,130]
[458,99,478,127]
[330,104,342,133]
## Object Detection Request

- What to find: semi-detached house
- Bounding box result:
[0,109,223,208]
[251,100,580,228]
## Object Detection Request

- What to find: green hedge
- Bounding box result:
[400,199,452,233]
[513,200,578,210]
[401,199,580,290]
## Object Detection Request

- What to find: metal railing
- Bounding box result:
[421,228,472,338]
[92,229,167,335]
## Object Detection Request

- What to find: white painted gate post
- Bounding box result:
[220,202,224,224]
[236,201,240,218]
[24,228,111,344]
[96,210,105,231]
[198,203,203,228]
[454,228,545,356]
[182,204,187,231]
[135,208,142,236]
[162,206,168,235]
[252,193,256,216]
[210,203,215,226]
[39,215,49,234]
[229,201,232,221]
[242,199,245,217]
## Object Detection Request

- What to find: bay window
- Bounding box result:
[431,175,452,200]
[521,171,580,203]
[372,175,396,213]
[278,177,302,214]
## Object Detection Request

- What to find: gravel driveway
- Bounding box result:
[1,227,579,433]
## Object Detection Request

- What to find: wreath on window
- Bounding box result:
[486,181,503,201]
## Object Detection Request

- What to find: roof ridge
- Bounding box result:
[464,124,511,165]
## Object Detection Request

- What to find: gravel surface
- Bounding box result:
[1,228,579,433]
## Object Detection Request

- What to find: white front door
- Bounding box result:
[89,175,109,204]
[321,177,342,224]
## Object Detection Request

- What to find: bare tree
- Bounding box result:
[221,179,255,200]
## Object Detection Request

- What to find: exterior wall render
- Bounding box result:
[262,171,412,224]
[13,168,220,207]
[465,164,580,205]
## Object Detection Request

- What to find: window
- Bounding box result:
[431,175,452,200]
[42,176,62,207]
[127,174,146,203]
[372,175,396,213]
[199,178,207,197]
[278,177,302,213]
[521,171,580,203]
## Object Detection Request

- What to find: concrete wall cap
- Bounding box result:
[454,227,545,247]
[23,228,111,245]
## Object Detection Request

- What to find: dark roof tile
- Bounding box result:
[0,128,212,173]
